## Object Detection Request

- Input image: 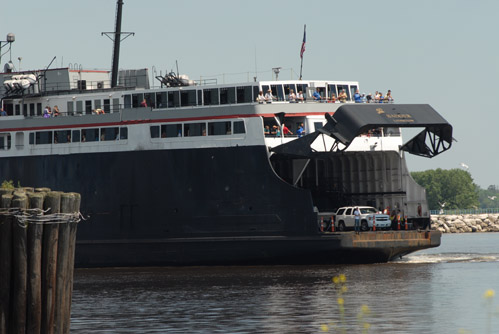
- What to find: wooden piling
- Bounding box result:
[0,188,80,334]
[26,192,45,334]
[0,194,13,334]
[11,195,28,334]
[41,192,61,334]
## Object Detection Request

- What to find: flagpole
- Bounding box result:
[299,24,306,80]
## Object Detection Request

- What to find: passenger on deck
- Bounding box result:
[296,123,305,137]
[0,108,7,116]
[140,99,148,107]
[384,90,394,103]
[264,125,270,136]
[289,89,297,103]
[312,88,321,101]
[297,90,304,102]
[366,93,373,103]
[53,105,60,117]
[354,89,362,103]
[256,90,266,104]
[265,89,276,103]
[43,106,52,118]
[329,93,337,103]
[338,90,348,103]
[273,125,281,137]
[282,123,293,136]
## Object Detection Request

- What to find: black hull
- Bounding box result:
[1,145,440,267]
[2,145,316,266]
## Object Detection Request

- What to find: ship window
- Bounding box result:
[208,121,231,136]
[103,99,111,113]
[156,92,167,108]
[283,84,296,101]
[113,98,120,113]
[29,133,34,145]
[0,134,11,150]
[296,84,308,98]
[233,121,245,134]
[184,123,206,137]
[237,86,253,104]
[180,90,196,107]
[253,86,259,102]
[150,125,160,138]
[337,85,350,101]
[85,101,92,114]
[23,104,27,116]
[197,90,202,105]
[162,124,182,138]
[101,127,119,141]
[76,101,83,114]
[132,94,143,108]
[220,87,236,105]
[328,84,337,98]
[144,93,154,108]
[15,132,24,149]
[94,100,102,109]
[120,127,128,140]
[29,104,35,116]
[124,95,132,109]
[271,85,284,101]
[168,91,180,107]
[15,104,20,116]
[72,130,80,143]
[36,131,52,145]
[350,85,358,100]
[67,101,74,116]
[37,103,42,116]
[54,130,71,144]
[203,88,219,106]
[314,122,323,131]
[82,128,99,142]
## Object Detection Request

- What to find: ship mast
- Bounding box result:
[102,0,134,88]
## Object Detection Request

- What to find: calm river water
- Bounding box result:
[70,233,499,333]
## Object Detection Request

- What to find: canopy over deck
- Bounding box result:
[271,104,453,158]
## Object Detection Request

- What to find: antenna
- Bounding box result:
[102,0,135,88]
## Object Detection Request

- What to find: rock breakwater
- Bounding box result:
[431,214,499,233]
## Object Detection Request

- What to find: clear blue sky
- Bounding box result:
[3,0,498,188]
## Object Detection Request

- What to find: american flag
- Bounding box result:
[300,25,306,59]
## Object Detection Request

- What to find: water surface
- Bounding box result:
[71,233,499,333]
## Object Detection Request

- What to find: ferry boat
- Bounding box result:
[0,5,453,267]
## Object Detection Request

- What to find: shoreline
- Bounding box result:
[431,214,499,233]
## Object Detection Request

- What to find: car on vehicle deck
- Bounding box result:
[334,206,391,231]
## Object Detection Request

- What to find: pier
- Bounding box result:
[0,188,80,334]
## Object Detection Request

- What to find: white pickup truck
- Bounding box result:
[335,206,391,231]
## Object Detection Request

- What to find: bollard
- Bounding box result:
[330,216,335,232]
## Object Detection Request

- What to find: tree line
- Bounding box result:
[411,169,498,210]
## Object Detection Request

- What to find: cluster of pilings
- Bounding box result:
[0,188,81,334]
